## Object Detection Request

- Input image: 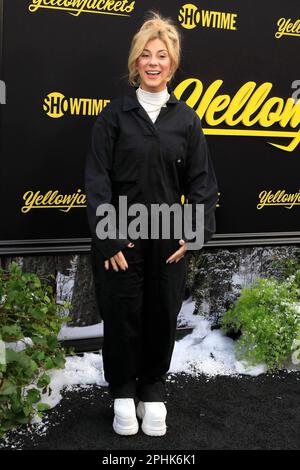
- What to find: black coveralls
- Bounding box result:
[85,84,218,401]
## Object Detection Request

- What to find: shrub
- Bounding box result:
[221,272,300,371]
[0,261,70,438]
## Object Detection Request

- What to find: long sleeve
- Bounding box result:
[182,112,219,248]
[85,107,130,259]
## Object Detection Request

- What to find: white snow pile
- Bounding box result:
[58,322,103,341]
[36,353,107,410]
[4,337,34,352]
[172,298,268,376]
[171,317,267,377]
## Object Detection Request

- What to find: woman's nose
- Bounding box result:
[148,56,159,65]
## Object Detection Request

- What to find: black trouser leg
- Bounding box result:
[136,238,187,402]
[91,238,145,398]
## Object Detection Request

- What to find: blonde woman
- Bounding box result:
[85,11,218,436]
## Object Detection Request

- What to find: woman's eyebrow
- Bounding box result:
[143,49,168,53]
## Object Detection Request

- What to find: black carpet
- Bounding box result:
[1,370,300,450]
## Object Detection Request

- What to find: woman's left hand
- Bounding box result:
[166,239,187,263]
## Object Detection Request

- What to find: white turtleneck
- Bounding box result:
[136,85,170,123]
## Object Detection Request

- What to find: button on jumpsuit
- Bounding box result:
[85,84,218,402]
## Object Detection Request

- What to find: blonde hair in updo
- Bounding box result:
[127,11,182,87]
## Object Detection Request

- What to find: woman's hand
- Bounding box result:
[166,239,187,263]
[104,242,135,271]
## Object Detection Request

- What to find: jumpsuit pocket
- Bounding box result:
[164,150,185,192]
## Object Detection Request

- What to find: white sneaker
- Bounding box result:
[136,401,167,436]
[113,398,139,435]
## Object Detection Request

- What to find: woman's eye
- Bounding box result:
[141,54,167,59]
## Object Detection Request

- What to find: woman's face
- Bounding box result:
[135,38,173,92]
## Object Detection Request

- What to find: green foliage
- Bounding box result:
[271,249,300,280]
[0,261,71,438]
[221,272,300,372]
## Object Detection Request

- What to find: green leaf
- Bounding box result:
[15,414,31,425]
[26,388,41,404]
[23,402,33,416]
[34,351,46,362]
[37,403,50,412]
[44,358,54,370]
[5,349,32,368]
[53,355,65,369]
[37,373,51,389]
[0,379,17,396]
[31,309,46,320]
[1,325,23,342]
[34,279,41,289]
[31,335,48,346]
[47,336,58,350]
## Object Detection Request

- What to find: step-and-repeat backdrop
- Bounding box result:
[0,0,299,253]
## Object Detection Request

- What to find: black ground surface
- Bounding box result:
[1,370,300,450]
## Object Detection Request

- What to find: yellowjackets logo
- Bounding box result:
[178,3,237,30]
[275,17,300,39]
[257,190,300,209]
[174,78,300,152]
[21,189,86,213]
[28,0,135,17]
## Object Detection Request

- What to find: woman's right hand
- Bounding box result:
[104,242,134,271]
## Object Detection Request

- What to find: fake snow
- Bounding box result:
[58,323,103,340]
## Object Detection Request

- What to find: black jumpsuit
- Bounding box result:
[85,84,218,402]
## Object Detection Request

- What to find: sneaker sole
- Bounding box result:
[141,422,167,436]
[136,406,167,436]
[113,416,139,436]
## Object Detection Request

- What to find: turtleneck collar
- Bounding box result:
[122,84,179,112]
[136,85,170,106]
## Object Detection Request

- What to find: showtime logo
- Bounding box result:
[43,92,110,117]
[178,3,237,31]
